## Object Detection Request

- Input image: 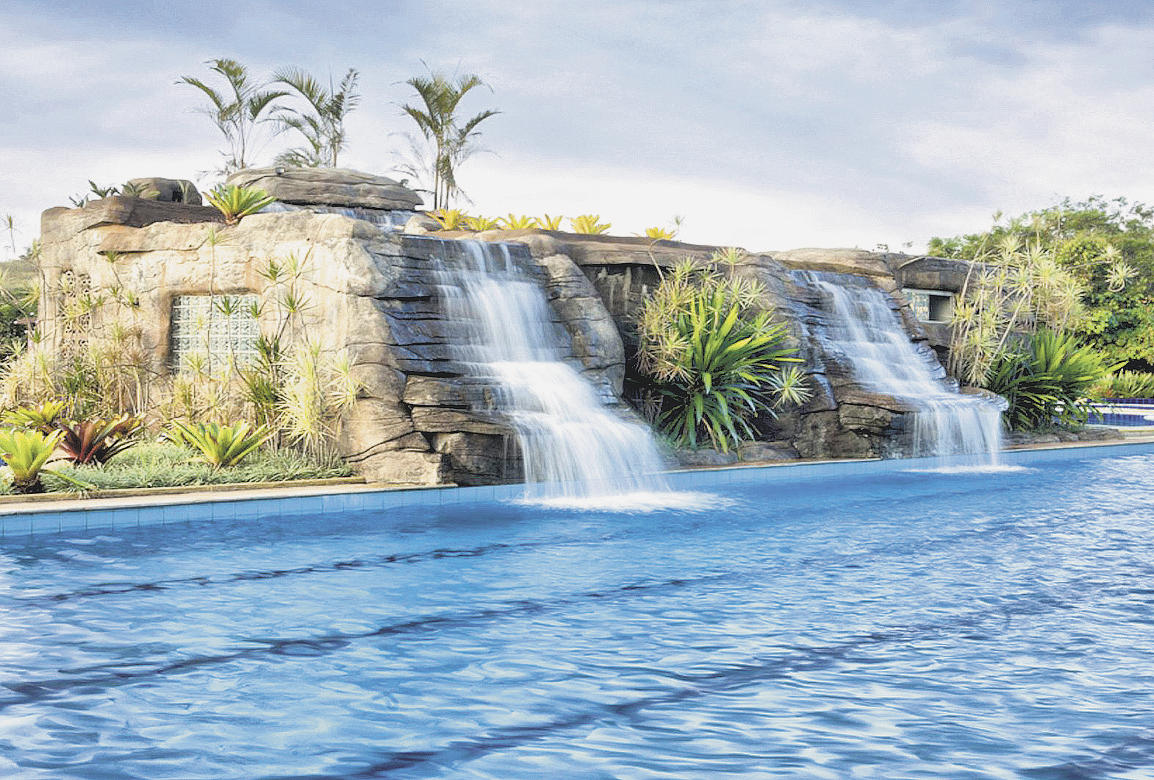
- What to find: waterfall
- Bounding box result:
[794,270,1003,465]
[425,238,670,500]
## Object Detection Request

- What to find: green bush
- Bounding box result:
[984,329,1114,430]
[0,428,64,493]
[167,421,272,468]
[636,258,809,451]
[1088,370,1154,400]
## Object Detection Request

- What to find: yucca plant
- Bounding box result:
[463,215,499,231]
[205,185,275,225]
[429,208,469,230]
[167,421,272,468]
[3,400,67,433]
[535,214,564,230]
[569,214,611,234]
[636,261,808,451]
[497,213,536,230]
[0,428,64,493]
[56,415,144,466]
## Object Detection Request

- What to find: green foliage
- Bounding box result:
[41,441,352,493]
[463,215,499,231]
[273,67,360,168]
[933,196,1154,371]
[570,214,611,235]
[178,58,288,173]
[56,415,143,465]
[534,214,564,230]
[497,213,536,230]
[399,69,499,209]
[2,400,66,432]
[636,260,809,451]
[1088,370,1154,400]
[429,208,468,230]
[205,184,275,225]
[0,427,63,493]
[167,420,272,468]
[983,329,1114,430]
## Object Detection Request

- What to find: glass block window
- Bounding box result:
[170,294,259,371]
[902,289,954,323]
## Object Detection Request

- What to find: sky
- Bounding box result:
[3,0,1154,260]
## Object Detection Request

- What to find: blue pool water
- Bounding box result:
[3,446,1154,778]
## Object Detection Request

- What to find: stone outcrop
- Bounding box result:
[123,177,202,205]
[225,167,422,210]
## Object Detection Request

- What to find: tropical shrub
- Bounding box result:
[1088,369,1154,400]
[535,214,563,230]
[635,259,809,451]
[167,421,272,468]
[56,415,144,465]
[273,66,360,168]
[3,400,66,432]
[463,215,499,231]
[0,428,63,493]
[429,208,468,230]
[984,329,1114,430]
[570,214,611,235]
[497,213,536,230]
[205,185,275,225]
[642,226,676,240]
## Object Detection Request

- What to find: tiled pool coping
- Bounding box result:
[3,439,1153,537]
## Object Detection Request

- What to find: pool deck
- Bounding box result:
[2,435,1153,536]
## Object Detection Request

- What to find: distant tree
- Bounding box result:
[399,69,499,209]
[178,58,287,173]
[273,68,360,168]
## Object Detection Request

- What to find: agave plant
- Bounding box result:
[0,428,64,493]
[569,214,611,235]
[497,213,537,230]
[167,421,272,468]
[429,208,469,230]
[534,214,564,230]
[463,215,499,231]
[2,400,67,433]
[205,185,275,225]
[57,415,144,465]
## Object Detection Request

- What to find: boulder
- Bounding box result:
[403,213,440,234]
[226,167,422,210]
[737,441,798,462]
[123,177,202,205]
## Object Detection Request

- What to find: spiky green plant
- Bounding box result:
[273,67,360,168]
[569,214,611,235]
[0,428,63,493]
[167,421,272,468]
[498,214,537,230]
[3,400,66,433]
[1088,370,1154,400]
[463,215,499,231]
[205,185,275,225]
[636,261,809,451]
[429,208,469,230]
[534,214,563,230]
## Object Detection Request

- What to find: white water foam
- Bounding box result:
[796,270,1004,465]
[432,239,674,502]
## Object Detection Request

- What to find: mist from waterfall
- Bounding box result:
[430,239,672,502]
[795,270,1004,466]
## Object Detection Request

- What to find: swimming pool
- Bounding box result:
[3,444,1154,778]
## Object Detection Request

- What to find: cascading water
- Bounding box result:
[794,270,1004,465]
[424,238,671,501]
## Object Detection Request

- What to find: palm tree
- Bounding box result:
[273,68,360,168]
[178,58,287,173]
[400,70,500,209]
